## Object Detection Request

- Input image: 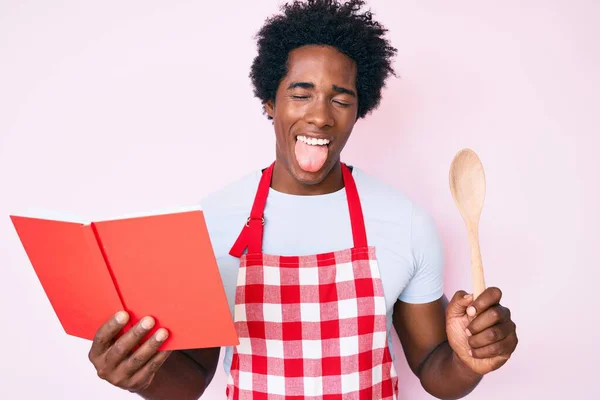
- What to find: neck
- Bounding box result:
[271,160,344,195]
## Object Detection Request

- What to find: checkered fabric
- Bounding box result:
[227,162,398,399]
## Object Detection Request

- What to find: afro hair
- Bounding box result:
[250,0,397,120]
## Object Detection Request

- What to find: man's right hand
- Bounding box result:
[88,311,172,393]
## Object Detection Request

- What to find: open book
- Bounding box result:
[10,206,239,351]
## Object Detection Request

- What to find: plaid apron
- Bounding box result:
[227,162,398,399]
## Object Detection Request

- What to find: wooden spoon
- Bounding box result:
[449,149,487,299]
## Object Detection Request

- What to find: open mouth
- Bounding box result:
[294,135,331,173]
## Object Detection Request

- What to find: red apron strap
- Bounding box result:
[229,162,274,257]
[341,163,368,248]
[229,162,368,257]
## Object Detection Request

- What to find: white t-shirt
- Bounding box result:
[200,165,444,375]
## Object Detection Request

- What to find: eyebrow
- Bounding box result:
[287,81,357,98]
[332,84,356,98]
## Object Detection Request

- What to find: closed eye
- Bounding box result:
[292,95,310,100]
[334,100,351,107]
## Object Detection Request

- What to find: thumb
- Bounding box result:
[446,290,474,318]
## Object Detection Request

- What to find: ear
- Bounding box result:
[264,99,275,119]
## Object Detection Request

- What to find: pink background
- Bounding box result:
[1,1,598,398]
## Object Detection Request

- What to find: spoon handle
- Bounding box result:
[467,225,486,299]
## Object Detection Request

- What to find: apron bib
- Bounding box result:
[227,162,398,399]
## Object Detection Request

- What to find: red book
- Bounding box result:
[10,208,238,351]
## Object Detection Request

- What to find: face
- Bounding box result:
[265,45,358,190]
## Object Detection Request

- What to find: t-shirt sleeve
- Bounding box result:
[398,204,445,304]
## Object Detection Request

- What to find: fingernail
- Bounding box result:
[467,306,477,316]
[468,350,473,357]
[141,317,155,330]
[115,311,128,324]
[465,329,472,337]
[463,294,473,300]
[155,329,168,342]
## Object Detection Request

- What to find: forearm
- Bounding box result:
[419,341,483,400]
[137,351,209,400]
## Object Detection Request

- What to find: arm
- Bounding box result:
[393,297,482,400]
[396,205,480,398]
[394,205,517,399]
[137,347,220,400]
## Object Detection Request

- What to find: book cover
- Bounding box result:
[10,209,239,351]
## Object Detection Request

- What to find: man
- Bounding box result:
[88,1,518,399]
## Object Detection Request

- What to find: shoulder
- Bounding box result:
[351,166,415,221]
[200,170,261,216]
[199,169,261,256]
[351,165,439,244]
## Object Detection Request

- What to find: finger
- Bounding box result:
[127,348,173,392]
[470,334,517,359]
[89,311,129,360]
[120,328,170,377]
[104,316,155,369]
[467,305,511,335]
[467,287,502,318]
[468,321,514,349]
[446,290,474,318]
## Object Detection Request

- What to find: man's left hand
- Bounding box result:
[445,287,518,376]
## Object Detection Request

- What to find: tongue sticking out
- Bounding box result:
[295,139,328,173]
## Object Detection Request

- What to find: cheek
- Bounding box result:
[274,102,303,132]
[336,111,357,134]
[340,114,356,130]
[273,113,293,150]
[281,101,305,121]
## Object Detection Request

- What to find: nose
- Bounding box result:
[305,98,334,128]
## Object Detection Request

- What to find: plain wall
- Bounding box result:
[1,1,598,398]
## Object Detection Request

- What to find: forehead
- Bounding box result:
[283,45,357,88]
